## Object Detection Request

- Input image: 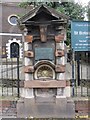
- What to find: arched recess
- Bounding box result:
[10,42,19,58]
[6,38,23,58]
[34,64,55,80]
[34,60,55,80]
[34,60,55,69]
[34,61,56,97]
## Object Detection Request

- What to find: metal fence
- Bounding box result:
[73,79,90,97]
[0,46,24,97]
[1,46,90,98]
[72,52,90,97]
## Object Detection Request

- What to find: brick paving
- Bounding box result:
[75,100,90,116]
[0,101,17,118]
[0,98,90,119]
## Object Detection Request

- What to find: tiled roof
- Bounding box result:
[18,4,69,24]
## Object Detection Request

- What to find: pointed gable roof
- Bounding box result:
[18,4,69,24]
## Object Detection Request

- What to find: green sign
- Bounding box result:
[35,48,54,61]
[71,21,90,51]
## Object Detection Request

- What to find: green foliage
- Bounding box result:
[18,1,85,20]
[18,1,29,8]
[56,5,65,13]
[87,1,90,20]
[18,1,59,8]
[56,2,85,20]
[56,2,85,46]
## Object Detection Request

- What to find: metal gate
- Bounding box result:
[72,51,90,97]
[0,46,23,97]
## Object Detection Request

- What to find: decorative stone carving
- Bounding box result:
[55,50,65,57]
[39,25,47,42]
[18,4,70,99]
[24,51,34,58]
[25,35,33,43]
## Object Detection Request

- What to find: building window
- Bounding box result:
[10,42,19,58]
[6,38,23,59]
[8,14,19,26]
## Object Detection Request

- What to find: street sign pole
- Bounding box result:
[17,56,20,98]
[72,49,75,96]
[77,52,80,86]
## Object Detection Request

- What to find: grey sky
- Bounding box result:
[75,0,89,5]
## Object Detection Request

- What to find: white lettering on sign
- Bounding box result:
[75,43,90,46]
[79,31,90,35]
[76,23,90,27]
[79,40,87,42]
[74,31,90,35]
[74,31,78,35]
[86,36,90,38]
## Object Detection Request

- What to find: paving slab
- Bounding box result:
[17,97,75,118]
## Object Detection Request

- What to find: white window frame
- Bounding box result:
[8,14,19,26]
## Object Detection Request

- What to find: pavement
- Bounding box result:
[17,97,75,118]
[0,100,17,119]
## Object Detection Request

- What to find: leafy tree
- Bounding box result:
[57,2,85,20]
[86,1,90,20]
[18,1,59,8]
[56,2,85,46]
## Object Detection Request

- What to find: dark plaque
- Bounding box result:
[35,48,54,61]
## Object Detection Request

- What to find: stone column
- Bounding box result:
[21,33,34,98]
[55,34,66,98]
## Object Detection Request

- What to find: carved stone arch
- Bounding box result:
[34,61,55,80]
[6,38,23,58]
[34,60,55,69]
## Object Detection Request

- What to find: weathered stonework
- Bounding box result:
[18,4,70,99]
[25,35,33,43]
[55,34,64,42]
[24,51,34,58]
[55,50,65,57]
[24,66,34,73]
[24,80,66,88]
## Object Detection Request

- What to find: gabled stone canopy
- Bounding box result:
[18,4,69,25]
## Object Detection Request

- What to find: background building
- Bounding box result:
[0,2,33,58]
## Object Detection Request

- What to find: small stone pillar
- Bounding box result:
[21,33,34,98]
